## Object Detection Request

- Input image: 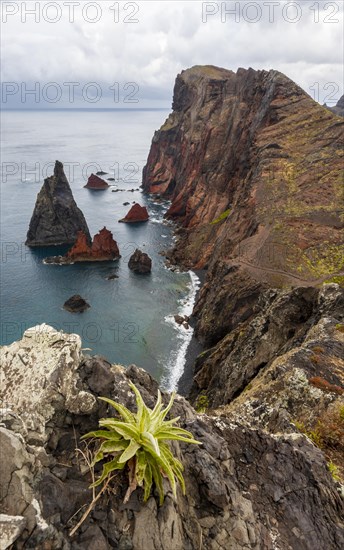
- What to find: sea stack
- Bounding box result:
[128,249,152,273]
[66,227,120,261]
[119,203,149,223]
[26,160,91,247]
[84,174,109,190]
[44,227,120,263]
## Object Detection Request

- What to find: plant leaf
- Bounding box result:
[143,461,152,501]
[91,457,125,488]
[141,431,161,457]
[80,429,122,441]
[118,439,141,463]
[99,420,140,441]
[99,396,136,424]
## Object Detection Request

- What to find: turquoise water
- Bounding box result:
[0,110,199,390]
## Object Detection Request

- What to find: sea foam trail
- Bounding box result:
[162,270,201,392]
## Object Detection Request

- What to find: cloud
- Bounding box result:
[1,1,343,107]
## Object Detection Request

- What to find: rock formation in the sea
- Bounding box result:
[119,203,149,223]
[63,295,90,313]
[26,160,91,247]
[128,249,152,273]
[45,227,120,264]
[327,94,344,117]
[84,173,109,189]
[0,325,343,549]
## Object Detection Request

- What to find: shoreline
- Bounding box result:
[177,268,207,396]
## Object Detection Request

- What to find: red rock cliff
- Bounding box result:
[142,66,344,344]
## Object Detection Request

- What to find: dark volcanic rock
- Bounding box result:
[84,174,109,190]
[26,160,91,247]
[128,249,152,273]
[119,203,149,223]
[63,295,90,313]
[106,273,119,280]
[0,329,343,549]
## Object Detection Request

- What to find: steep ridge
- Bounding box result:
[142,65,343,349]
[142,66,344,469]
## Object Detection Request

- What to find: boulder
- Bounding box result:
[0,515,27,549]
[119,203,149,223]
[26,160,91,247]
[128,249,152,274]
[84,174,109,190]
[63,295,90,313]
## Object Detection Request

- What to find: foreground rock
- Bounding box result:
[63,295,90,313]
[0,326,343,549]
[45,227,120,264]
[119,203,149,223]
[26,160,91,247]
[84,174,109,189]
[128,249,152,273]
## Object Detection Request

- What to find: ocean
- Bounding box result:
[0,109,200,392]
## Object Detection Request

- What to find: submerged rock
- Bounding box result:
[63,295,90,313]
[84,174,109,190]
[106,273,119,280]
[128,249,152,273]
[26,160,91,247]
[119,203,149,223]
[0,327,343,549]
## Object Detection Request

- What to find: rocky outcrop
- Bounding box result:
[128,249,152,273]
[0,326,343,549]
[84,174,109,189]
[26,160,91,247]
[63,295,90,313]
[119,203,149,223]
[45,227,120,264]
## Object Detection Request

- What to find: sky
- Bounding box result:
[1,0,343,109]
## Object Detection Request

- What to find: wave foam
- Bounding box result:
[161,271,200,392]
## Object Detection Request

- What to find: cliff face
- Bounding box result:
[142,67,344,471]
[1,326,343,549]
[143,66,343,277]
[26,160,91,246]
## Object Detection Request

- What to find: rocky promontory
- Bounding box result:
[26,160,91,247]
[142,65,343,378]
[84,173,109,190]
[119,203,149,223]
[0,325,343,549]
[44,227,120,264]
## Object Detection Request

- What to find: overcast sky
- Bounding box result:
[1,0,343,108]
